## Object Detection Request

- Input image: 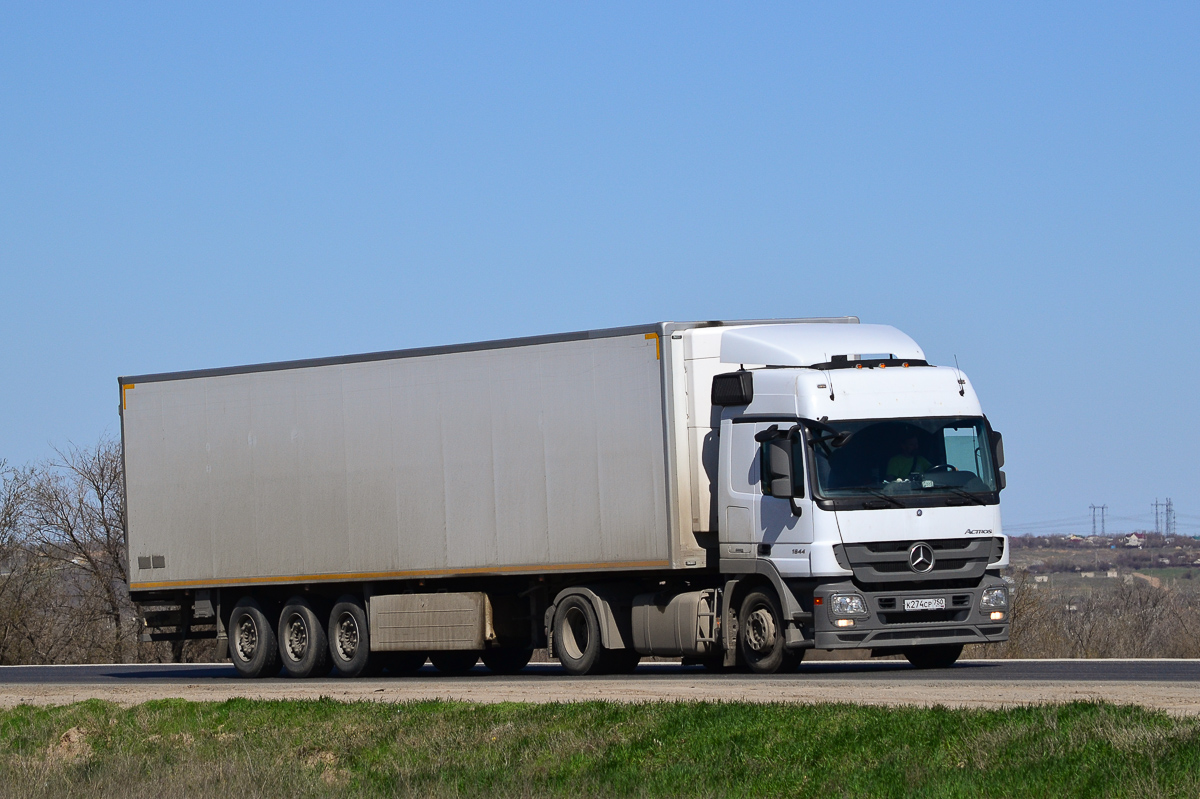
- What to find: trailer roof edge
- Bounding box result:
[118,317,859,385]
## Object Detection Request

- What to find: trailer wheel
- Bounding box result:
[328,595,383,677]
[903,644,963,669]
[430,651,479,675]
[383,652,428,676]
[278,597,332,678]
[228,597,281,679]
[553,595,605,675]
[481,646,533,675]
[738,589,801,674]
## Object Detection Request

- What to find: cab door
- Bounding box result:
[755,421,814,577]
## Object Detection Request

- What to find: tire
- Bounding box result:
[228,597,281,679]
[430,651,479,675]
[481,646,533,675]
[903,644,963,669]
[738,589,801,675]
[327,595,383,677]
[277,596,332,679]
[384,652,428,676]
[553,595,605,676]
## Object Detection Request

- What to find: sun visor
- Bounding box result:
[719,324,925,367]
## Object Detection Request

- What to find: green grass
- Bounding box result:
[0,699,1197,798]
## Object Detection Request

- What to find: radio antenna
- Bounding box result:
[953,355,965,396]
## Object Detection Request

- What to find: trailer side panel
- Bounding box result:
[124,332,669,590]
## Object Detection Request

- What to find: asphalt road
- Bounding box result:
[1,658,1197,684]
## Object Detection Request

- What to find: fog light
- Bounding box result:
[990,611,1006,621]
[835,618,855,628]
[980,587,1008,609]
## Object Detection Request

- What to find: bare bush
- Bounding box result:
[21,440,138,663]
[970,571,1200,659]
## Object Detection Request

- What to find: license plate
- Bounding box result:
[904,597,945,611]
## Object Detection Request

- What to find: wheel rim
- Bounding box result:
[335,612,359,662]
[234,614,258,663]
[561,606,589,660]
[284,612,308,662]
[744,605,778,654]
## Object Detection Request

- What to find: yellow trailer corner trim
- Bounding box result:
[644,332,660,359]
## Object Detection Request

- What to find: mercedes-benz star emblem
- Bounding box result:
[908,542,935,574]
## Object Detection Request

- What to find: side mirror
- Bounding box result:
[764,438,795,498]
[989,430,1004,468]
[997,470,1007,491]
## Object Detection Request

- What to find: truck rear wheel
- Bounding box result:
[738,589,801,674]
[481,646,533,675]
[430,651,479,675]
[328,595,383,677]
[278,597,332,678]
[228,597,281,679]
[903,644,963,669]
[553,595,605,675]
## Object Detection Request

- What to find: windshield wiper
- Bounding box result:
[861,488,905,509]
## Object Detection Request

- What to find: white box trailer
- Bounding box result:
[122,318,1010,678]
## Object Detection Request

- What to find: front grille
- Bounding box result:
[837,537,1003,588]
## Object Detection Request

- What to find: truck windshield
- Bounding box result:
[811,417,997,500]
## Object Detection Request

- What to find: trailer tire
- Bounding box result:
[903,644,963,669]
[553,595,605,675]
[481,646,533,675]
[384,652,427,676]
[430,651,479,675]
[738,589,801,674]
[228,597,281,679]
[328,596,383,677]
[278,597,332,678]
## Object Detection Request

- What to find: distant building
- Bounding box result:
[1107,570,1119,578]
[1124,533,1146,548]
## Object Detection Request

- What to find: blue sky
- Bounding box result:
[2,4,1197,534]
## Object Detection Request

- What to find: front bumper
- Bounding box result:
[811,573,1010,650]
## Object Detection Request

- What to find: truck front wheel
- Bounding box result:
[738,589,801,674]
[553,595,605,675]
[903,644,963,669]
[228,597,281,679]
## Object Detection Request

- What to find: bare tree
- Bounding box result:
[23,439,135,663]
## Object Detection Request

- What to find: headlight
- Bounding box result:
[831,594,867,616]
[980,587,1008,609]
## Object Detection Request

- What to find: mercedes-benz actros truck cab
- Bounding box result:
[702,323,1008,671]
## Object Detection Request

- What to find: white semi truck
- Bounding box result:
[120,318,1009,678]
